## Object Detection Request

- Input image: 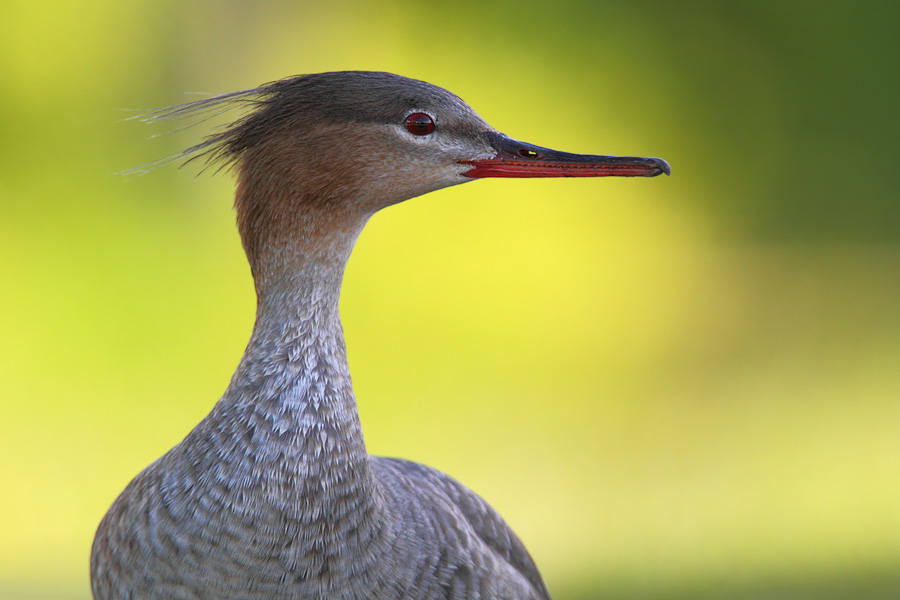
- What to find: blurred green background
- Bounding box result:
[2,1,899,599]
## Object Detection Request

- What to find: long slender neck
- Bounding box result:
[215,153,377,506]
[222,256,370,493]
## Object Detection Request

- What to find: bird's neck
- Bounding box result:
[216,198,377,506]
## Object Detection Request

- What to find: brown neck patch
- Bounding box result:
[234,124,377,295]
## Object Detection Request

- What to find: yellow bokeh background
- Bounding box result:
[2,2,899,599]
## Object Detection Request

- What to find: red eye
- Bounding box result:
[405,112,435,136]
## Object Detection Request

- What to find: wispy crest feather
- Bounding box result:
[123,82,280,176]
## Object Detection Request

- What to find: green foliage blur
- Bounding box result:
[1,1,898,599]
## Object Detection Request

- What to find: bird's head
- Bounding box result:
[148,71,669,284]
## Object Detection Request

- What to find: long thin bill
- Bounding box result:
[462,131,670,179]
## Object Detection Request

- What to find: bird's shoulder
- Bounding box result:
[372,456,551,600]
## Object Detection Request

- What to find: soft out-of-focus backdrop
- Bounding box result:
[2,1,898,599]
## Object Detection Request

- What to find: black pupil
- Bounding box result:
[407,113,434,135]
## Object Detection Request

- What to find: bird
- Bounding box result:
[91,71,669,600]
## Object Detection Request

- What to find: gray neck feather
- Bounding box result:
[197,211,380,522]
